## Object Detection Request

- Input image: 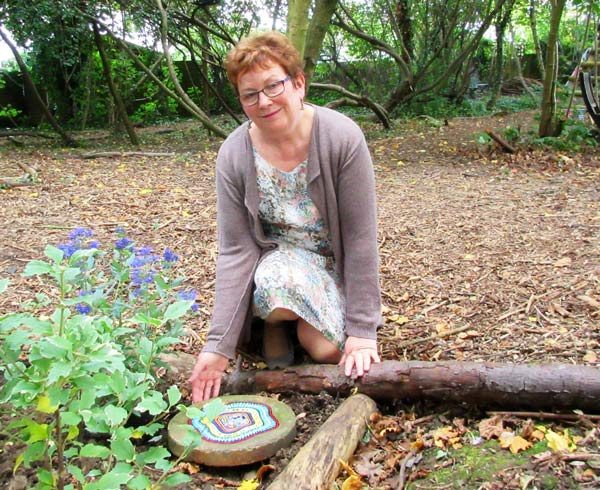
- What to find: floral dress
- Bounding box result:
[252,149,346,349]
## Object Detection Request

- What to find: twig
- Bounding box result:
[422,300,449,315]
[397,448,417,490]
[487,411,600,422]
[497,305,526,321]
[17,161,38,180]
[0,178,35,188]
[396,324,471,349]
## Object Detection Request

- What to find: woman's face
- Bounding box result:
[237,62,305,134]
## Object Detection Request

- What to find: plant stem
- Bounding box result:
[55,409,65,490]
[58,268,66,337]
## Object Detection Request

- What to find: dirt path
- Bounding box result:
[1,111,599,488]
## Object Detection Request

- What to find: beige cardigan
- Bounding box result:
[202,105,381,359]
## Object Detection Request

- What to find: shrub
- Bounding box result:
[0,227,201,490]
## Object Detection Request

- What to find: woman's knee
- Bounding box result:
[297,320,342,363]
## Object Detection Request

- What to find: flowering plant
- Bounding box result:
[0,227,200,490]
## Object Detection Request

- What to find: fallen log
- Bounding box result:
[266,394,377,490]
[162,354,600,411]
[486,129,517,153]
[80,151,174,159]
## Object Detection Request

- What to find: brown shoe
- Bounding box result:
[263,321,295,369]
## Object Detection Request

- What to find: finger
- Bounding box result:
[202,381,213,402]
[354,353,364,377]
[191,383,202,404]
[372,349,381,363]
[212,378,221,399]
[344,354,354,376]
[363,354,372,373]
[193,379,206,404]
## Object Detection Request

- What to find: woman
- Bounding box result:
[189,31,381,403]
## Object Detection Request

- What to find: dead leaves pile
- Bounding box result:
[338,411,600,489]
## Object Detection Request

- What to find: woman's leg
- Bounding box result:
[263,308,298,367]
[297,319,343,364]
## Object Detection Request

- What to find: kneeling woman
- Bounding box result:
[189,31,382,402]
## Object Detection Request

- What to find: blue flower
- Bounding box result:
[76,303,92,315]
[115,237,133,250]
[69,228,93,240]
[114,226,127,235]
[57,242,78,258]
[88,241,99,249]
[178,289,199,311]
[137,246,153,256]
[163,248,178,263]
[132,269,156,285]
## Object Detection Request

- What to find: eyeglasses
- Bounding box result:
[238,75,291,106]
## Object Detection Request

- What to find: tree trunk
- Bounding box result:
[394,0,413,63]
[487,0,517,110]
[303,0,338,85]
[539,0,567,137]
[0,26,77,147]
[266,394,377,490]
[528,0,546,80]
[163,353,600,411]
[92,22,140,147]
[286,0,312,59]
[155,0,228,138]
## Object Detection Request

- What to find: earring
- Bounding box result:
[300,98,304,110]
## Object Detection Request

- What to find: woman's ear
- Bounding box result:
[293,73,306,97]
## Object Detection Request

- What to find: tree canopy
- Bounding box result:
[0,0,598,139]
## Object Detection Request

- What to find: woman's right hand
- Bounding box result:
[189,352,229,403]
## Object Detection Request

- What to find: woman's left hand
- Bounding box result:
[340,336,380,377]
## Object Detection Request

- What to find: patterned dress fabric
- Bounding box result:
[252,149,346,349]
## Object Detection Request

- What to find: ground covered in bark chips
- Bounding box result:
[0,110,599,489]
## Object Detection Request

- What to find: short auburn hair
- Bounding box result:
[225,31,304,93]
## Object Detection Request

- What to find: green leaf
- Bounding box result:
[185,406,205,419]
[163,300,192,321]
[89,465,132,490]
[37,336,72,359]
[202,397,227,421]
[61,411,82,426]
[136,446,171,466]
[36,396,58,414]
[67,464,85,483]
[37,468,55,486]
[47,361,73,384]
[21,441,46,466]
[23,260,53,277]
[26,421,50,443]
[108,371,126,394]
[127,474,152,490]
[62,267,82,283]
[162,473,191,487]
[44,244,64,264]
[105,405,128,426]
[80,443,111,458]
[135,391,167,415]
[111,438,135,462]
[0,278,9,294]
[167,385,181,407]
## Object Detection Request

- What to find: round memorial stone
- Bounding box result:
[167,394,296,466]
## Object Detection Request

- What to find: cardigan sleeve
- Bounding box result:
[335,122,382,339]
[201,146,260,359]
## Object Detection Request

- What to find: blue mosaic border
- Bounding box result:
[189,401,280,444]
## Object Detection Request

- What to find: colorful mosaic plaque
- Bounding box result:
[168,395,296,466]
